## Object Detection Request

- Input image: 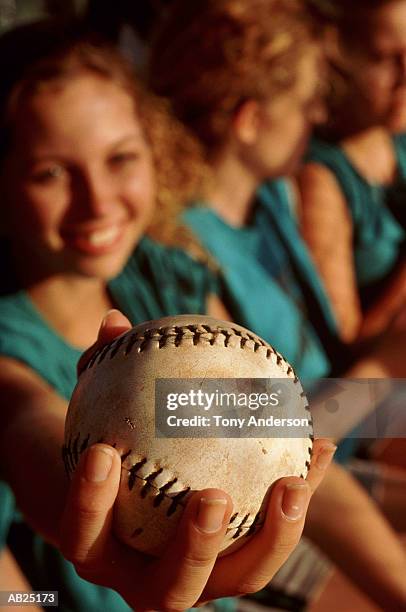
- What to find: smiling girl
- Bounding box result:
[0,18,333,612]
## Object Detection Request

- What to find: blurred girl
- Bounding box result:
[150,0,337,380]
[0,18,331,612]
[149,0,406,607]
[299,0,406,342]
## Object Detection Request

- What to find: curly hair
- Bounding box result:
[149,0,321,155]
[0,18,209,258]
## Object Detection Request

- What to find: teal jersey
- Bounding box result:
[184,180,339,381]
[0,237,217,401]
[0,236,233,612]
[306,136,405,301]
[184,182,361,464]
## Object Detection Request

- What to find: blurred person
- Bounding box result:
[298,0,406,498]
[149,0,406,608]
[149,0,406,428]
[0,18,334,612]
[298,0,406,344]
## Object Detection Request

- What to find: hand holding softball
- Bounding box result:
[60,310,336,611]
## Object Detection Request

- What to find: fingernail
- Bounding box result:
[85,446,114,482]
[101,309,118,330]
[281,483,308,521]
[196,497,227,533]
[316,444,337,470]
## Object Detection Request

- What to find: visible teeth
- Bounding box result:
[87,226,120,246]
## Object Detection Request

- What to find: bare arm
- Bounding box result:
[297,163,362,343]
[310,324,406,444]
[209,270,406,607]
[359,260,406,339]
[305,462,406,609]
[0,311,334,611]
[0,548,42,611]
[0,357,68,546]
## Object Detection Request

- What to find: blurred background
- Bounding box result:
[0,1,404,611]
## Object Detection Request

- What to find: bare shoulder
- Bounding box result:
[298,162,348,210]
[297,162,352,237]
[298,161,344,192]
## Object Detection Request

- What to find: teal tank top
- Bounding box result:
[183,182,363,464]
[183,180,339,381]
[306,136,405,301]
[0,237,217,400]
[0,236,234,612]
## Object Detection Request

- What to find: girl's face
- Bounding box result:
[238,46,325,179]
[339,0,406,131]
[2,73,156,281]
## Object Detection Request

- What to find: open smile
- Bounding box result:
[62,223,126,255]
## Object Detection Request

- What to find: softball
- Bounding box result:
[63,315,313,557]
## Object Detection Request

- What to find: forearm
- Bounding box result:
[310,335,405,441]
[310,369,392,442]
[298,164,362,343]
[0,548,42,610]
[360,260,406,340]
[305,462,406,609]
[1,409,68,547]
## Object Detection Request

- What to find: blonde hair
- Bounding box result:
[150,0,320,155]
[0,18,210,259]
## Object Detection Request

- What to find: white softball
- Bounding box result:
[63,315,313,557]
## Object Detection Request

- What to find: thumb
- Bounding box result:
[59,444,122,568]
[97,309,132,343]
[77,310,132,376]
